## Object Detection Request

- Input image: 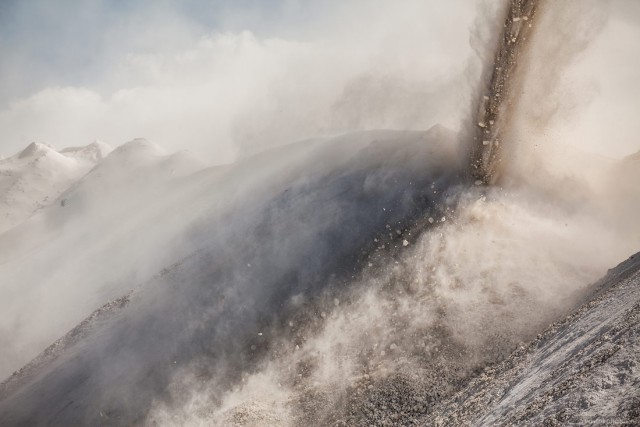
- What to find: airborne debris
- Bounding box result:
[470,0,540,185]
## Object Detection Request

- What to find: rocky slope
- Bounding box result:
[426,252,640,426]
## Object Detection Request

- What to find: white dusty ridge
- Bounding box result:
[0,138,206,379]
[0,141,112,234]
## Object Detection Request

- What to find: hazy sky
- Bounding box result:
[0,0,343,105]
[0,0,638,160]
[0,0,482,161]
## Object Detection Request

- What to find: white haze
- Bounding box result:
[0,0,638,425]
[0,1,638,162]
[0,0,480,163]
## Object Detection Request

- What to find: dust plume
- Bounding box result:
[145,1,639,425]
[469,0,541,184]
[0,1,638,426]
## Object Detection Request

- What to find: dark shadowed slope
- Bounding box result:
[0,127,464,426]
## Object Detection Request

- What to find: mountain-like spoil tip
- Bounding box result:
[59,140,114,163]
[17,142,57,160]
[113,138,166,156]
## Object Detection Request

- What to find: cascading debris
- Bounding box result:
[470,0,542,185]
